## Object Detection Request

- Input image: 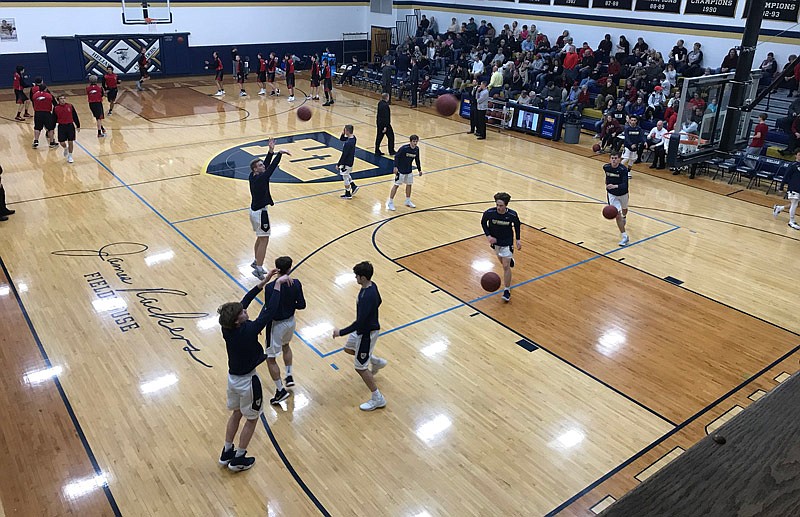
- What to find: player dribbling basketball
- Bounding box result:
[604,151,630,246]
[481,192,522,302]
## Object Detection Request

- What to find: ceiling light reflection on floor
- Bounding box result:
[144,250,175,266]
[140,374,178,394]
[416,414,452,444]
[471,259,494,273]
[92,297,127,313]
[299,322,333,340]
[63,474,108,500]
[421,340,448,357]
[23,365,63,385]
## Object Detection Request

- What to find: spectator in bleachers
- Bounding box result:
[529,53,546,85]
[599,113,623,153]
[520,25,529,40]
[564,45,581,83]
[787,59,800,97]
[664,63,677,90]
[668,39,688,69]
[477,20,488,38]
[488,65,504,97]
[562,83,581,111]
[487,23,496,40]
[745,113,769,163]
[777,97,800,154]
[511,21,521,38]
[716,48,738,74]
[522,35,534,53]
[417,15,429,37]
[596,79,617,109]
[429,16,439,36]
[683,42,703,77]
[687,91,706,111]
[778,55,797,91]
[622,79,638,107]
[541,81,565,111]
[516,90,534,106]
[646,120,668,169]
[706,97,718,113]
[607,56,622,82]
[647,85,666,119]
[447,18,458,34]
[626,95,646,119]
[759,52,777,87]
[556,30,570,49]
[633,37,648,55]
[466,18,477,34]
[780,113,800,155]
[507,68,524,98]
[666,100,679,131]
[597,34,613,62]
[471,57,484,80]
[338,56,360,86]
[615,36,630,64]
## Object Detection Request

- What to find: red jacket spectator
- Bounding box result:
[667,112,678,131]
[564,51,580,70]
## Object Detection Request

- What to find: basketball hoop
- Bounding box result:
[145,17,157,33]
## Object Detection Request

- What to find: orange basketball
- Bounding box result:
[297,106,312,121]
[602,204,618,219]
[435,94,459,117]
[592,143,601,153]
[480,272,502,292]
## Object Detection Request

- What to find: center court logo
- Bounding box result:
[205,131,395,184]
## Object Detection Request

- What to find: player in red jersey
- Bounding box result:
[102,65,120,115]
[87,75,106,137]
[31,84,57,149]
[136,49,149,91]
[267,52,279,96]
[53,94,81,163]
[308,55,321,100]
[29,76,42,100]
[322,58,335,106]
[13,65,31,121]
[256,53,267,95]
[205,51,225,96]
[235,55,247,97]
[283,53,296,102]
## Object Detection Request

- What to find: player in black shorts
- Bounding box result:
[31,84,57,149]
[283,53,295,102]
[235,54,247,97]
[53,94,81,163]
[136,49,149,91]
[256,53,267,95]
[322,58,335,106]
[102,65,120,115]
[308,55,320,100]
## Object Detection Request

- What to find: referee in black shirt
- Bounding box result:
[217,273,293,472]
[481,192,522,302]
[374,93,396,156]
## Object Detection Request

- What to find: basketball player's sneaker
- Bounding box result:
[276,89,280,95]
[252,267,267,280]
[370,357,387,375]
[219,446,235,466]
[405,199,416,208]
[789,221,800,230]
[306,95,312,99]
[108,109,113,115]
[214,90,224,96]
[67,154,74,163]
[49,141,58,148]
[510,258,515,268]
[773,205,785,217]
[63,147,69,157]
[350,185,360,196]
[250,260,258,269]
[259,89,266,95]
[32,140,38,149]
[386,199,396,211]
[619,234,630,246]
[288,96,295,102]
[228,453,255,472]
[270,388,290,405]
[502,289,511,302]
[239,91,247,97]
[340,191,352,200]
[359,393,386,411]
[284,375,295,387]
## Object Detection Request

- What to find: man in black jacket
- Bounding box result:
[217,273,293,471]
[375,93,396,156]
[381,60,395,102]
[409,58,420,108]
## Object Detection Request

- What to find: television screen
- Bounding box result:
[515,109,540,132]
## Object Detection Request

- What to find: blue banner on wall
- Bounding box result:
[80,36,161,77]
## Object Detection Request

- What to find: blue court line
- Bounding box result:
[328,226,680,350]
[171,161,479,225]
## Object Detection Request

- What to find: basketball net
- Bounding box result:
[145,18,157,33]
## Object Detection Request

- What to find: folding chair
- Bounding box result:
[767,161,791,195]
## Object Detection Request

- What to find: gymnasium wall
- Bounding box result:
[394,0,799,71]
[0,0,371,86]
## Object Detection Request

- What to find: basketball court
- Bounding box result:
[1,77,798,516]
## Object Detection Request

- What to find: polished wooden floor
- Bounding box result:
[1,76,798,516]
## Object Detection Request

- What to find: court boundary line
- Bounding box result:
[0,256,122,516]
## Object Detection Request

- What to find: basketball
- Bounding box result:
[297,106,312,121]
[435,94,459,117]
[480,272,502,292]
[177,36,185,44]
[592,143,601,153]
[602,204,618,219]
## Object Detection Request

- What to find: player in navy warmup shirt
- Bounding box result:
[481,192,522,302]
[773,149,800,230]
[261,255,306,405]
[248,138,291,279]
[333,261,389,411]
[217,273,293,472]
[337,124,359,199]
[386,135,422,211]
[603,151,631,246]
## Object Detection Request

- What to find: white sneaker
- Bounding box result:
[404,199,416,208]
[240,91,247,97]
[789,222,800,230]
[773,205,785,218]
[628,171,633,179]
[619,234,629,246]
[67,155,74,163]
[63,147,69,157]
[359,394,386,411]
[258,89,266,95]
[250,260,258,269]
[306,95,312,99]
[370,357,388,375]
[386,200,396,211]
[252,266,267,280]
[288,96,295,102]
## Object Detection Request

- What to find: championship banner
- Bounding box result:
[519,0,551,4]
[80,36,161,78]
[743,0,798,21]
[684,0,738,17]
[553,0,589,7]
[635,0,682,13]
[593,0,633,9]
